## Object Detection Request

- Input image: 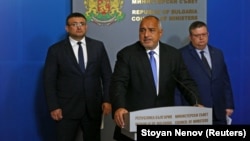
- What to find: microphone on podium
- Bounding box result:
[172,75,199,106]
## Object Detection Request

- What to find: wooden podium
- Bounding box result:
[121,106,212,140]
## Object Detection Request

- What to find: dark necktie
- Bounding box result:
[200,51,211,76]
[149,51,157,87]
[77,42,85,72]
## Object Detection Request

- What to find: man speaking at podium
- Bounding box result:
[110,15,203,141]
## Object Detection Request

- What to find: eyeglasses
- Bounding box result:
[68,22,86,27]
[191,33,208,38]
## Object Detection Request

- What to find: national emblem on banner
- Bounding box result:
[84,0,125,25]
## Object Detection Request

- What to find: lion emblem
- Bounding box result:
[84,0,125,25]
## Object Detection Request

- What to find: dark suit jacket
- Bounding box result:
[110,41,199,140]
[178,43,234,124]
[44,36,112,119]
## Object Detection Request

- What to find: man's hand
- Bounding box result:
[226,109,234,116]
[50,108,63,121]
[114,108,128,128]
[102,102,112,115]
[194,104,204,107]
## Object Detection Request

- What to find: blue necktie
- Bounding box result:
[149,51,157,87]
[77,42,85,73]
[200,51,211,77]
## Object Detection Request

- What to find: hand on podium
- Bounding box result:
[114,108,128,128]
[193,104,204,107]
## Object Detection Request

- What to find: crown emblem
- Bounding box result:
[84,0,125,25]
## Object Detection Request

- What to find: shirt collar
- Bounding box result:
[69,36,86,46]
[147,42,160,55]
[195,45,209,53]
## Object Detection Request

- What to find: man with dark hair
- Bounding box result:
[43,12,112,141]
[177,20,234,125]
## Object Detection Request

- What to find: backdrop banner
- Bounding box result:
[72,0,207,66]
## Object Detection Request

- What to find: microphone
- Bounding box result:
[172,75,198,106]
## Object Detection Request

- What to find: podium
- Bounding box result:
[121,106,212,140]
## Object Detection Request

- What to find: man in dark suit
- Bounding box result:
[176,21,234,125]
[43,12,112,141]
[110,15,202,141]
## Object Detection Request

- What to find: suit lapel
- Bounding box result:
[64,38,83,73]
[137,44,156,90]
[208,46,216,79]
[188,45,211,78]
[158,43,171,89]
[85,37,95,72]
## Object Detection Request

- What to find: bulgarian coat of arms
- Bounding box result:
[84,0,125,25]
